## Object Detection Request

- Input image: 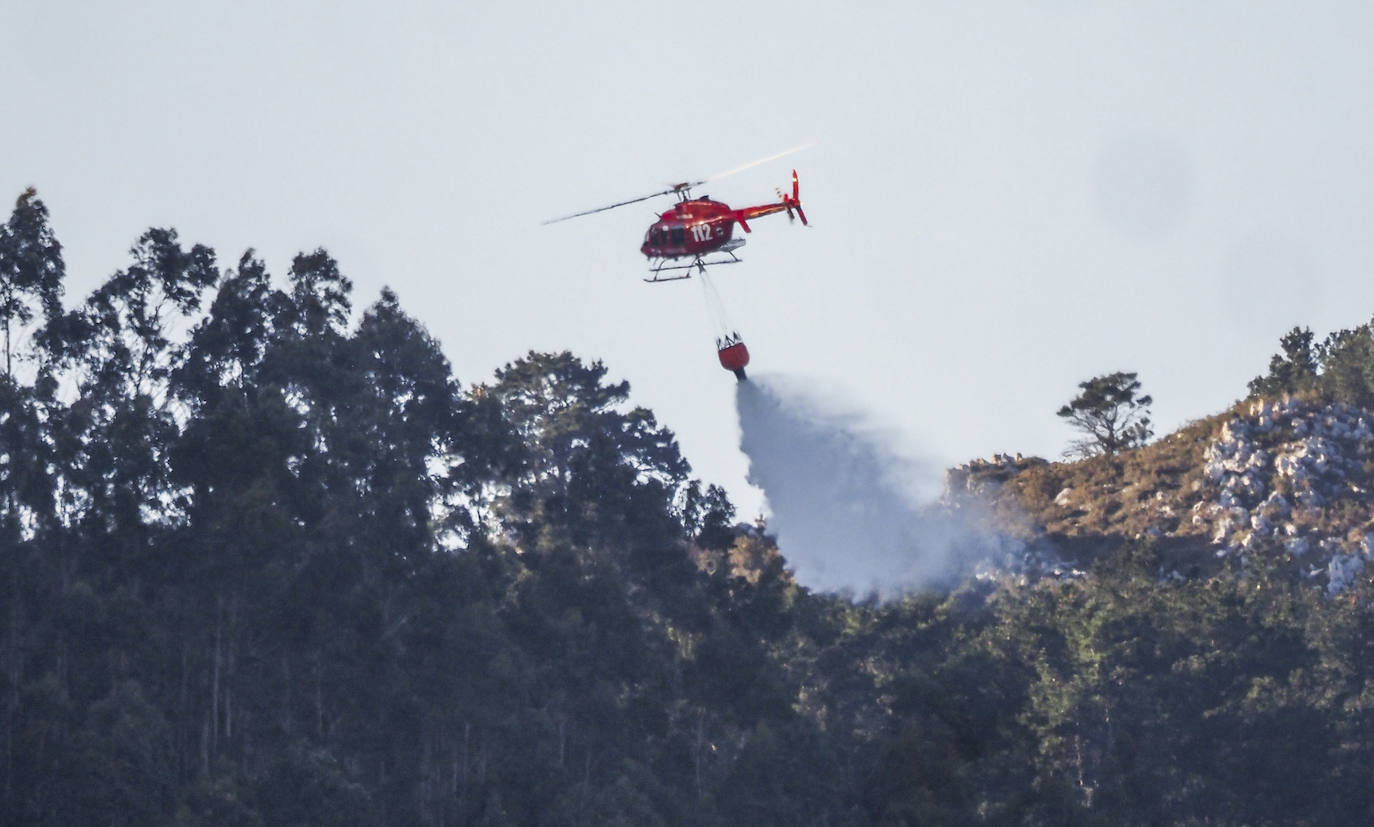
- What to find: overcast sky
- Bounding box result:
[6,1,1374,514]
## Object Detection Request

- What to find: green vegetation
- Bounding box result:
[1250,321,1374,406]
[6,190,1374,824]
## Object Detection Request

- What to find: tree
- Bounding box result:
[58,228,218,536]
[0,188,67,535]
[1317,321,1374,408]
[0,188,64,380]
[1248,326,1318,399]
[1056,371,1153,458]
[482,351,690,546]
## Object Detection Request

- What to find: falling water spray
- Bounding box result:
[735,374,1018,599]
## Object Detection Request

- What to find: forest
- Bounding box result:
[5,187,1374,825]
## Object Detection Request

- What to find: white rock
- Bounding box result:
[1328,554,1365,595]
[1284,537,1311,556]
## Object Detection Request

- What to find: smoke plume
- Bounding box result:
[735,374,1014,599]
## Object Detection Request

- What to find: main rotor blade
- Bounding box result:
[541,142,812,225]
[541,186,685,225]
[704,142,816,184]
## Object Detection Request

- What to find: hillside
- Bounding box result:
[948,393,1374,593]
[9,189,1374,825]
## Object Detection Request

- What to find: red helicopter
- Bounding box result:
[543,149,810,282]
[543,149,812,381]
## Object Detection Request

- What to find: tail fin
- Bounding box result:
[736,170,808,230]
[784,170,807,225]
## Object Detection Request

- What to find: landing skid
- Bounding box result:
[644,251,743,283]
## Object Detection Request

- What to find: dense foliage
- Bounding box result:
[5,190,1374,825]
[1250,321,1374,406]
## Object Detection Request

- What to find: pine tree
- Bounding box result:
[1248,326,1318,398]
[1057,371,1153,458]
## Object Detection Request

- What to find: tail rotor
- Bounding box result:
[782,170,808,225]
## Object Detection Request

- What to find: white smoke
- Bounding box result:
[735,374,1016,599]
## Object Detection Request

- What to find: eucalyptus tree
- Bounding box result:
[0,188,63,381]
[482,351,689,548]
[0,188,66,534]
[61,228,217,538]
[0,188,66,823]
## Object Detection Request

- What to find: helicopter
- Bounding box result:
[542,148,810,282]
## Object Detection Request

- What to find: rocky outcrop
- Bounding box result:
[943,453,1047,502]
[1195,397,1374,592]
[946,396,1374,593]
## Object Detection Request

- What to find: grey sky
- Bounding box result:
[6,2,1374,514]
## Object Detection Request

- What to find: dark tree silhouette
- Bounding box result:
[1249,326,1319,399]
[1057,371,1154,458]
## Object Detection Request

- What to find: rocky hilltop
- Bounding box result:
[947,394,1374,593]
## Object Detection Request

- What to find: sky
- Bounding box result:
[6,1,1374,516]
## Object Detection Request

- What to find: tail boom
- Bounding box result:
[733,170,807,231]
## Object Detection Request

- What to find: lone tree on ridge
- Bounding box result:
[1057,371,1154,458]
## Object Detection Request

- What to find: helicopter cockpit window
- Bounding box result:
[670,226,685,245]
